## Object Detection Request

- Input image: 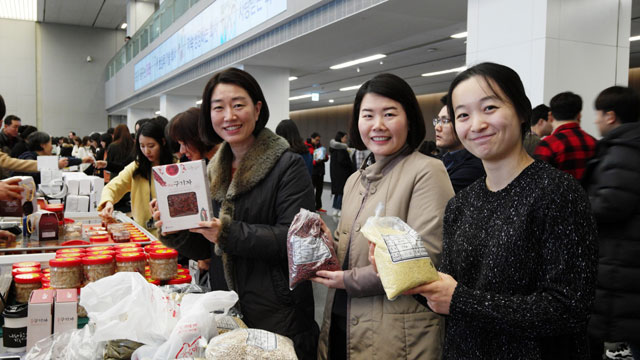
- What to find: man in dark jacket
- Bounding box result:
[434,96,484,193]
[584,86,640,360]
[308,132,328,212]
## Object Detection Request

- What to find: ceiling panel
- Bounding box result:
[94,0,127,29]
[44,0,103,27]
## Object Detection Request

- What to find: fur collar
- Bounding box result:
[208,128,290,202]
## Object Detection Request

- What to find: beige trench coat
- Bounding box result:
[318,149,455,360]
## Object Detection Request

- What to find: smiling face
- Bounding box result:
[210,83,261,150]
[138,135,162,166]
[451,76,523,163]
[357,92,408,159]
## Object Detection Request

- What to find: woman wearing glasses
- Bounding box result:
[433,95,484,194]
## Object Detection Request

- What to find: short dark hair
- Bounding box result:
[199,67,270,145]
[151,116,168,130]
[447,62,532,141]
[168,107,215,157]
[19,125,38,139]
[4,115,20,126]
[135,119,149,130]
[133,121,174,180]
[334,131,346,142]
[531,104,550,126]
[100,133,112,148]
[90,132,101,144]
[440,95,448,106]
[26,131,51,152]
[310,132,320,139]
[275,119,307,154]
[69,131,76,136]
[107,127,115,136]
[0,94,5,119]
[595,86,640,124]
[550,91,582,120]
[350,73,426,151]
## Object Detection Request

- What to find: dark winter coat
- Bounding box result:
[160,128,319,359]
[583,122,640,343]
[329,139,355,195]
[440,148,485,194]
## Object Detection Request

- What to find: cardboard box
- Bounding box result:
[78,178,91,195]
[0,176,37,217]
[66,179,79,195]
[27,289,55,351]
[54,289,78,334]
[153,160,213,232]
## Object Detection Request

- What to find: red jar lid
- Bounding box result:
[144,244,166,253]
[114,243,140,249]
[89,246,112,252]
[148,248,178,259]
[63,218,75,224]
[86,250,116,258]
[50,257,82,267]
[82,255,114,265]
[56,253,83,259]
[42,280,50,287]
[13,261,41,270]
[56,248,85,255]
[42,273,51,280]
[43,203,64,211]
[118,247,143,254]
[90,235,109,243]
[42,268,50,274]
[15,272,42,284]
[167,274,192,285]
[12,267,41,277]
[146,278,161,285]
[116,252,146,262]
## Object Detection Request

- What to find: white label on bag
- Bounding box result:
[246,329,277,351]
[217,316,239,331]
[291,235,332,265]
[382,228,429,263]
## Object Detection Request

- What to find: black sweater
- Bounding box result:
[440,160,598,359]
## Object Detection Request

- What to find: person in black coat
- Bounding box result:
[583,86,640,359]
[154,68,319,359]
[329,131,355,216]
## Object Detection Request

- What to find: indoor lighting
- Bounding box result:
[631,35,640,42]
[0,0,37,21]
[421,66,467,77]
[339,85,362,92]
[196,99,203,105]
[288,76,298,81]
[155,111,161,115]
[288,94,313,101]
[328,99,334,103]
[330,54,386,70]
[450,31,468,39]
[121,23,128,30]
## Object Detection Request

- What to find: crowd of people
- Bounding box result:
[1,61,639,359]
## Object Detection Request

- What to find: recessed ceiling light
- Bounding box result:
[155,111,161,115]
[0,0,37,21]
[421,66,467,77]
[289,94,313,101]
[121,23,128,30]
[450,31,468,39]
[631,35,640,42]
[288,76,298,81]
[328,99,334,103]
[196,99,203,105]
[330,54,386,70]
[339,85,363,92]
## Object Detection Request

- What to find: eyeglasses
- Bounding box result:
[432,117,451,127]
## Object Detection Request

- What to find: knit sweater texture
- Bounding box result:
[440,160,598,359]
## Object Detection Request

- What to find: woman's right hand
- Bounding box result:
[95,160,107,169]
[100,201,114,219]
[58,158,68,169]
[0,178,23,201]
[150,199,177,236]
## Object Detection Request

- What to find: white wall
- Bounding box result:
[0,19,37,126]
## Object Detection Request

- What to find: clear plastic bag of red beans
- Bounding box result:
[287,208,340,290]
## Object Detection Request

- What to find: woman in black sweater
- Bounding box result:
[404,63,598,359]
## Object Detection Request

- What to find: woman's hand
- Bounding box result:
[190,218,222,244]
[403,272,457,315]
[368,241,378,273]
[95,160,107,169]
[311,270,346,289]
[82,156,95,164]
[100,201,114,220]
[198,259,211,271]
[0,230,16,242]
[0,178,23,201]
[58,158,68,169]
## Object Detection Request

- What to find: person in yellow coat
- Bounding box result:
[98,121,174,236]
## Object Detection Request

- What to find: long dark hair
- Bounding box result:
[133,121,174,180]
[112,124,135,154]
[275,119,307,154]
[199,68,270,145]
[349,73,426,151]
[26,131,51,152]
[447,62,532,141]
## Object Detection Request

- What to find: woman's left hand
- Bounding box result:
[190,218,222,244]
[311,270,345,289]
[403,272,457,315]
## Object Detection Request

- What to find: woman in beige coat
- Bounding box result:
[313,73,454,359]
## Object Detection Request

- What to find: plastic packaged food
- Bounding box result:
[148,248,178,281]
[112,229,131,243]
[115,252,146,274]
[215,316,248,335]
[82,255,115,283]
[49,258,83,289]
[63,222,83,240]
[14,273,42,303]
[361,211,439,300]
[205,329,297,360]
[287,208,340,289]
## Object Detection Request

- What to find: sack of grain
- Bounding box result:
[361,213,438,300]
[205,328,297,360]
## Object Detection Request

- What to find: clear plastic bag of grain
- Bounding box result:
[205,328,297,360]
[215,315,248,334]
[361,203,439,300]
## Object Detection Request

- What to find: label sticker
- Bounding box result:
[291,235,332,266]
[382,229,429,263]
[246,329,277,351]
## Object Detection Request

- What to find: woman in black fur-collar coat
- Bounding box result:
[156,68,319,359]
